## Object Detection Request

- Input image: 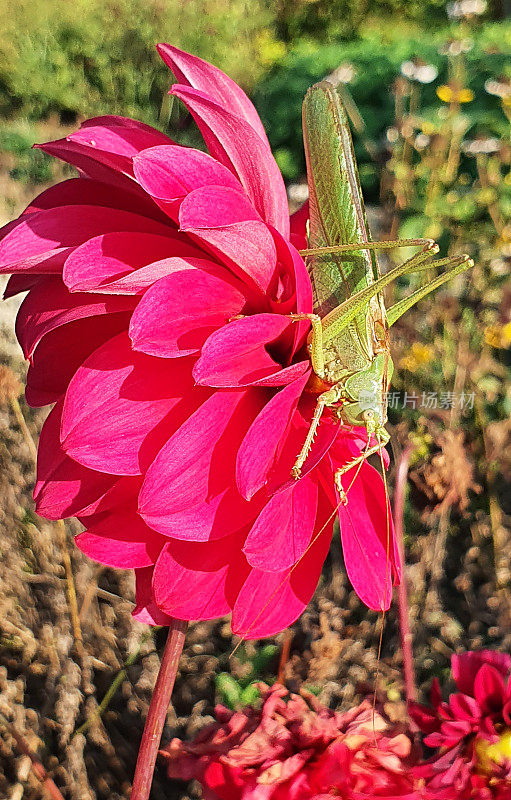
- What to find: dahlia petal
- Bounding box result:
[133,144,242,219]
[231,524,331,639]
[271,230,313,355]
[474,664,506,713]
[81,115,167,133]
[75,512,165,569]
[69,123,171,159]
[152,535,249,620]
[34,402,117,519]
[75,475,143,517]
[157,44,269,142]
[129,263,246,358]
[408,702,441,735]
[16,277,134,358]
[61,333,198,475]
[448,693,481,722]
[62,230,201,293]
[35,137,144,192]
[179,186,277,293]
[236,372,310,500]
[193,313,294,387]
[26,312,130,407]
[243,477,318,571]
[452,650,511,696]
[248,362,309,388]
[4,274,43,298]
[139,389,265,539]
[336,461,398,611]
[0,205,172,271]
[171,85,289,237]
[289,201,308,251]
[22,177,145,215]
[0,247,71,275]
[133,567,173,626]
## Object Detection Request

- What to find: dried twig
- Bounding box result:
[0,711,65,800]
[55,519,84,662]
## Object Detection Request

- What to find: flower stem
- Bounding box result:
[394,445,417,709]
[131,618,188,800]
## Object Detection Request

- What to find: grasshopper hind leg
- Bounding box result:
[334,426,390,504]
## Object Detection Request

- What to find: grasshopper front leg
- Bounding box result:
[288,312,325,378]
[292,384,342,479]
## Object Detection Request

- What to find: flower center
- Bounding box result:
[475,729,511,774]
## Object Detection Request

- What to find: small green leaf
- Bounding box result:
[215,673,242,709]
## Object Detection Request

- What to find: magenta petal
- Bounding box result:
[4,274,44,298]
[34,402,117,519]
[16,277,134,359]
[231,526,331,639]
[129,262,247,358]
[193,314,293,388]
[236,372,310,500]
[133,144,242,219]
[26,313,130,407]
[133,567,173,626]
[243,477,318,571]
[336,461,398,612]
[69,122,171,160]
[62,230,201,293]
[61,333,196,475]
[152,536,249,620]
[179,186,277,293]
[139,390,265,538]
[289,201,308,251]
[81,114,170,134]
[75,511,165,569]
[171,85,289,238]
[271,230,313,355]
[157,44,269,142]
[0,205,172,270]
[448,693,481,722]
[452,650,511,696]
[474,664,506,713]
[21,177,146,216]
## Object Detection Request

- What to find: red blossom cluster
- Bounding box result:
[164,683,418,799]
[411,650,511,799]
[164,651,511,799]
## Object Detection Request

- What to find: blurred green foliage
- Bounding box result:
[0,0,274,123]
[271,0,450,42]
[215,643,278,709]
[255,21,510,184]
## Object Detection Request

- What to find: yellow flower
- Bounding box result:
[398,342,434,371]
[436,85,474,103]
[484,321,511,349]
[476,730,511,773]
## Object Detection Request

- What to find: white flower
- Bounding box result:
[401,60,438,84]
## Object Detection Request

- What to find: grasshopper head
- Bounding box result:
[341,353,393,429]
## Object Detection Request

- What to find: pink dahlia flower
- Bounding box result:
[410,650,511,798]
[1,45,399,637]
[164,683,419,799]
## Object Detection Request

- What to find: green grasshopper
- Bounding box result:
[289,82,473,497]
